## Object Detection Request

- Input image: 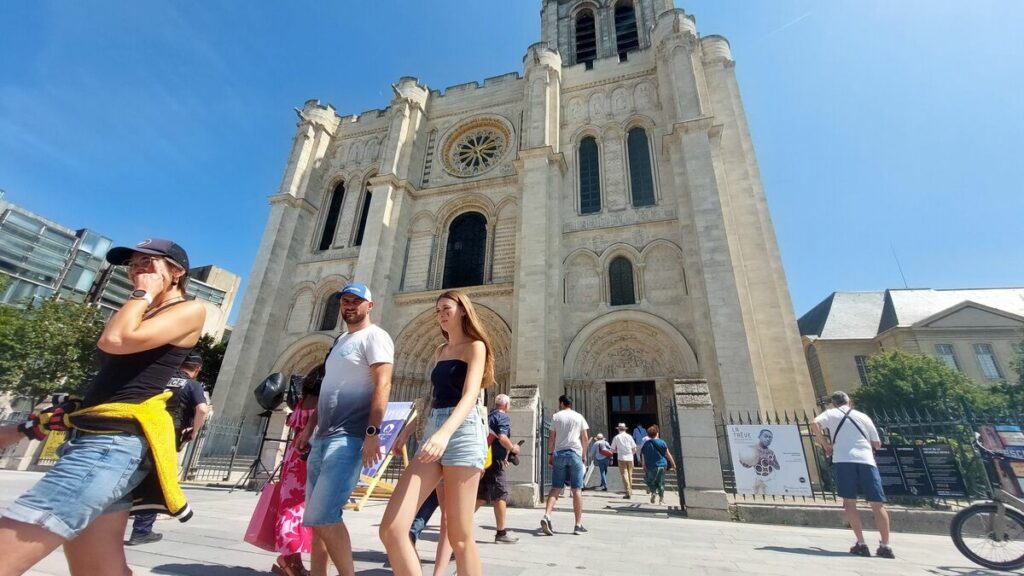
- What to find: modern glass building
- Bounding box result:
[0,195,113,307]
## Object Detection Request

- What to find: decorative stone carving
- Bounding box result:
[635,82,656,110]
[588,92,608,119]
[612,87,631,115]
[440,118,513,178]
[569,97,586,123]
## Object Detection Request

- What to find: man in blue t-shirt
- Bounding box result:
[477,394,520,544]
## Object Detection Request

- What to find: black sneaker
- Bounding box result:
[849,543,870,557]
[495,532,519,544]
[573,525,588,535]
[540,515,553,536]
[875,545,895,559]
[126,532,163,546]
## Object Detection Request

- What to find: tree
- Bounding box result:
[192,333,227,393]
[853,350,1003,415]
[0,297,104,405]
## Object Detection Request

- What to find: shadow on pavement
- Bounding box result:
[927,567,1005,576]
[152,564,265,575]
[755,546,852,557]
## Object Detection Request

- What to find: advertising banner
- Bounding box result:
[360,402,413,479]
[979,425,1024,497]
[726,424,812,496]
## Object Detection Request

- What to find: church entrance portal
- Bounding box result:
[606,380,658,434]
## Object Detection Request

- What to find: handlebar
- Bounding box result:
[974,432,1024,462]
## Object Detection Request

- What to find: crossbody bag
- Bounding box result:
[828,408,868,463]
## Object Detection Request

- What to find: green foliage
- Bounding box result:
[853,350,1007,415]
[0,297,104,404]
[192,333,227,393]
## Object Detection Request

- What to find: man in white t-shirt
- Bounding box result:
[811,391,894,559]
[540,395,589,536]
[610,423,638,498]
[294,282,394,576]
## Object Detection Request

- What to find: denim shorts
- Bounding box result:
[551,449,585,490]
[1,432,150,540]
[835,462,887,503]
[303,434,363,526]
[420,406,487,470]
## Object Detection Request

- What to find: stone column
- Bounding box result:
[353,78,428,328]
[674,378,730,521]
[213,101,337,424]
[504,43,565,507]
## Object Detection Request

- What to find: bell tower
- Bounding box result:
[541,0,674,66]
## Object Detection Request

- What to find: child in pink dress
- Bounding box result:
[271,368,321,576]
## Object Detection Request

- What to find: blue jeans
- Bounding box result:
[131,511,157,537]
[551,449,585,490]
[596,458,609,488]
[303,434,363,526]
[1,432,150,539]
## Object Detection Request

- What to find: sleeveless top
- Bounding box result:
[82,300,193,407]
[431,359,467,409]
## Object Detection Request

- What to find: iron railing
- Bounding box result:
[716,407,1024,507]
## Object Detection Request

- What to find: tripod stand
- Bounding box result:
[231,410,284,493]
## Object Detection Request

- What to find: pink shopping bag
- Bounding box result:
[243,481,281,552]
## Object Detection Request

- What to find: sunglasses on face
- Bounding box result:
[126,255,165,271]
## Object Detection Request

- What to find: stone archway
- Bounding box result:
[273,333,336,385]
[563,310,700,440]
[393,303,512,403]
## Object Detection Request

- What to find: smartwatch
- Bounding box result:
[130,289,153,305]
[365,425,380,437]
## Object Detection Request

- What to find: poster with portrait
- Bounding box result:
[727,425,812,497]
[979,425,1024,497]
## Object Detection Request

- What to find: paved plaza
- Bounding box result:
[0,471,1007,576]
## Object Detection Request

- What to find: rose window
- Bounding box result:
[442,120,511,178]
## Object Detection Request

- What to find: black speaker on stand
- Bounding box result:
[231,373,289,493]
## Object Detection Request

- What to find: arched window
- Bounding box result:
[318,183,345,251]
[615,1,640,59]
[443,212,487,289]
[354,185,373,246]
[609,257,636,306]
[319,292,342,331]
[627,127,655,207]
[579,136,601,215]
[575,11,597,67]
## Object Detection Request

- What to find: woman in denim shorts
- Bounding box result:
[0,239,206,576]
[380,290,494,576]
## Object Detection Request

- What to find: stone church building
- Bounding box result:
[213,0,814,503]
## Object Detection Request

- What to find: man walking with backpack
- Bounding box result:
[811,391,894,559]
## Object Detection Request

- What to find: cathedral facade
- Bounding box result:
[213,0,814,502]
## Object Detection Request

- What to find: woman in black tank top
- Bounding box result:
[381,290,496,576]
[0,239,206,576]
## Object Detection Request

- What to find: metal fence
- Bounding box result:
[181,416,265,484]
[716,407,1024,507]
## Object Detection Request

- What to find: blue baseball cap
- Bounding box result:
[339,282,372,302]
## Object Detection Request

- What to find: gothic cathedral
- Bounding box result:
[213,0,814,502]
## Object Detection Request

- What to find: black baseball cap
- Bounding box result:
[106,238,190,271]
[181,352,204,367]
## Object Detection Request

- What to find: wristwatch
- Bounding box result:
[365,425,380,437]
[130,289,153,306]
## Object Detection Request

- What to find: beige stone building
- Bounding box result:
[799,288,1024,404]
[213,0,814,501]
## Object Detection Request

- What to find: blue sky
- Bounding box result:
[1,1,1021,324]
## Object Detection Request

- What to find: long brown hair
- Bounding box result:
[437,290,495,388]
